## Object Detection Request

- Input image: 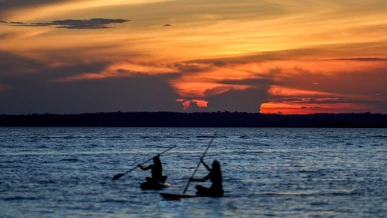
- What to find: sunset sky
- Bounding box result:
[1,0,387,114]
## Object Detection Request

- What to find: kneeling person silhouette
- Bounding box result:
[138,155,168,190]
[189,158,224,197]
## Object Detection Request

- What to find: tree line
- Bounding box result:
[1,112,387,127]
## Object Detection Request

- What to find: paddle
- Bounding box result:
[183,133,217,194]
[112,145,176,181]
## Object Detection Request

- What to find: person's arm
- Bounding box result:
[201,158,211,171]
[190,174,210,182]
[138,164,153,170]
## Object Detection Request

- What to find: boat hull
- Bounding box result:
[140,182,171,190]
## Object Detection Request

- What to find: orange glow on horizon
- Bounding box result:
[261,102,370,114]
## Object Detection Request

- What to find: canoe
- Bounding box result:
[140,181,171,190]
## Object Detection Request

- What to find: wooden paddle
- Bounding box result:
[112,145,176,181]
[183,133,217,194]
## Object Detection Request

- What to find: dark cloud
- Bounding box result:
[206,88,269,113]
[185,87,270,113]
[10,21,24,25]
[176,55,277,113]
[163,24,171,27]
[0,51,183,114]
[0,51,43,77]
[0,74,182,114]
[0,51,108,81]
[0,20,7,23]
[6,18,130,29]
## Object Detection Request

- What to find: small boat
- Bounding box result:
[140,181,171,190]
[160,192,199,199]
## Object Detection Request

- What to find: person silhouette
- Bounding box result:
[189,158,224,197]
[138,155,167,184]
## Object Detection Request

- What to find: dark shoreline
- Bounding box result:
[1,112,387,127]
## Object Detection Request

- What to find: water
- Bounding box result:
[0,127,386,217]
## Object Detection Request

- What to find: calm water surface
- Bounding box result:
[0,127,386,217]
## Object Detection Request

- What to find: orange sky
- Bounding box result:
[0,0,387,114]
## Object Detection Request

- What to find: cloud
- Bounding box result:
[0,51,108,81]
[184,87,270,113]
[282,67,387,98]
[0,51,185,114]
[5,18,130,29]
[1,49,271,114]
[9,21,24,25]
[178,67,274,113]
[0,74,182,114]
[0,51,42,77]
[264,64,387,113]
[206,88,269,113]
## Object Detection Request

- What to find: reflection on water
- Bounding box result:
[0,127,387,217]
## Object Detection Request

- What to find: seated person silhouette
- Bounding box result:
[189,158,224,197]
[138,155,167,184]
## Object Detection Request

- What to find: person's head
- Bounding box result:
[153,155,161,164]
[212,160,221,171]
